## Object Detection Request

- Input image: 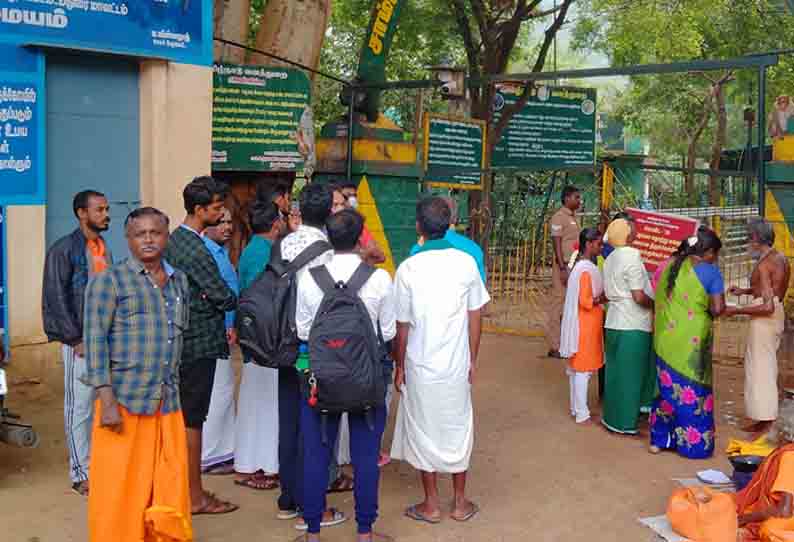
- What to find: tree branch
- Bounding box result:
[488,0,574,147]
[450,0,482,81]
[468,0,491,49]
[532,0,575,72]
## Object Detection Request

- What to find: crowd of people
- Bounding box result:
[40,178,488,542]
[549,185,791,462]
[35,174,794,541]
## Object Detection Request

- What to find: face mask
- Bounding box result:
[348,196,358,209]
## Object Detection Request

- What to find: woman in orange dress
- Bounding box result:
[560,228,607,426]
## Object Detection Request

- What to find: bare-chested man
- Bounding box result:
[727,217,791,435]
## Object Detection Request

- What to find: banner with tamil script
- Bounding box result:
[212,64,312,173]
[626,208,699,272]
[0,44,44,204]
[0,0,211,66]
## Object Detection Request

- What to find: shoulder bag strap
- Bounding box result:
[309,265,337,295]
[288,240,332,274]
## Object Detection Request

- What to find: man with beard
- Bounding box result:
[42,190,112,496]
[164,176,239,515]
[727,217,791,436]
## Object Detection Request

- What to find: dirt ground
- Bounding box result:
[0,335,749,542]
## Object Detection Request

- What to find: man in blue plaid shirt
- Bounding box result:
[83,207,193,542]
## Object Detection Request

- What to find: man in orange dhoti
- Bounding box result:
[83,207,193,542]
[737,400,794,541]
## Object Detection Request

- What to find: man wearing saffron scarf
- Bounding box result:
[736,399,794,541]
[84,208,192,542]
[391,197,490,524]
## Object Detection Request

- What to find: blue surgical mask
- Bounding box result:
[348,196,358,209]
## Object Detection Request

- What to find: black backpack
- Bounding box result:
[304,263,386,418]
[236,239,331,369]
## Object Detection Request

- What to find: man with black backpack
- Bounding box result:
[276,183,339,526]
[295,208,396,542]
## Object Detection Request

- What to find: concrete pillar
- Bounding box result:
[139,61,213,225]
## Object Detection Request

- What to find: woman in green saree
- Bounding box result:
[650,227,726,459]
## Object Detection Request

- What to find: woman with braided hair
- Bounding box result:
[649,226,726,458]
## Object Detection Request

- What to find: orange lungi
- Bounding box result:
[88,401,193,542]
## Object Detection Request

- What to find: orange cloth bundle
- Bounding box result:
[667,486,738,542]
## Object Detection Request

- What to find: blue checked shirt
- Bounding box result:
[201,237,239,330]
[83,258,189,415]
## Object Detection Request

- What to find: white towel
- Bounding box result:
[560,260,603,359]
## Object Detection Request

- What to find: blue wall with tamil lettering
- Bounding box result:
[0,0,212,66]
[0,44,45,204]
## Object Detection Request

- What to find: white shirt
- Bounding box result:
[604,246,652,332]
[280,224,333,279]
[296,253,396,342]
[395,248,490,381]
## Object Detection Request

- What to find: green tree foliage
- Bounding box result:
[573,0,794,204]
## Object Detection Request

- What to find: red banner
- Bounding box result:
[626,208,699,272]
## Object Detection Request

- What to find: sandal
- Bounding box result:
[71,481,89,497]
[328,473,354,493]
[192,494,239,515]
[404,504,441,524]
[234,474,279,490]
[450,502,479,522]
[294,507,347,530]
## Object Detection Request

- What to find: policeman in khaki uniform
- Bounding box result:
[546,186,582,358]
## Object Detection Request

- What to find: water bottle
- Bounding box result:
[295,343,310,371]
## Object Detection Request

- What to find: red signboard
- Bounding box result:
[626,208,700,272]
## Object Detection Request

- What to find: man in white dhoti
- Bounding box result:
[233,201,283,490]
[391,197,490,524]
[727,217,791,436]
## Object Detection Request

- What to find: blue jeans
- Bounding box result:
[63,345,94,483]
[278,368,304,512]
[301,403,386,534]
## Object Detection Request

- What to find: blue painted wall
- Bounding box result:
[45,52,140,261]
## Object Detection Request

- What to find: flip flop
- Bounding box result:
[192,494,239,515]
[294,507,347,530]
[404,504,441,524]
[278,508,300,520]
[234,475,279,490]
[451,502,479,522]
[327,473,354,493]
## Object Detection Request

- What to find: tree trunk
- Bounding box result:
[708,82,729,206]
[213,0,250,63]
[685,91,715,207]
[250,0,332,75]
[212,0,225,61]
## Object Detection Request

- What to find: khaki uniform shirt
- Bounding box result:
[550,206,580,268]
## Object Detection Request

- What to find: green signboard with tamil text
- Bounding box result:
[423,114,486,190]
[492,85,596,170]
[212,64,311,172]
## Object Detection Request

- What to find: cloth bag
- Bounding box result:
[667,486,738,542]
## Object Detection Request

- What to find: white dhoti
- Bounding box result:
[744,297,785,422]
[234,362,279,474]
[391,375,473,473]
[201,357,236,468]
